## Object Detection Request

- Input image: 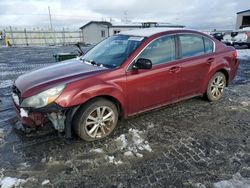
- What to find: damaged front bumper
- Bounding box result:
[11,85,80,139]
[12,96,79,139]
[12,98,66,131]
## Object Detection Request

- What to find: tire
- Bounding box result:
[247,44,250,49]
[206,72,226,102]
[73,98,118,141]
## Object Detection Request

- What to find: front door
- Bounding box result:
[126,35,181,115]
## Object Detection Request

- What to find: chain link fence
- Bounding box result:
[3,27,84,46]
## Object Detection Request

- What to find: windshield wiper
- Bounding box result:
[89,60,98,66]
[83,59,105,67]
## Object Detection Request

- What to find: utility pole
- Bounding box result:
[48,6,53,31]
[124,11,128,23]
[48,6,56,45]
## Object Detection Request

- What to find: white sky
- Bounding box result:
[0,0,249,30]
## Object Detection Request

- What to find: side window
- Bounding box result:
[179,35,205,58]
[136,35,175,65]
[204,38,214,53]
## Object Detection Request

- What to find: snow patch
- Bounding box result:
[0,129,4,145]
[0,71,26,76]
[105,155,123,165]
[213,173,250,188]
[20,108,28,117]
[19,162,30,168]
[115,134,128,150]
[0,177,26,188]
[0,128,4,136]
[0,80,13,89]
[241,101,250,107]
[89,148,104,153]
[237,49,250,60]
[42,179,50,185]
[124,151,134,157]
[115,128,152,158]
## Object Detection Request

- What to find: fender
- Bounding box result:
[56,81,127,116]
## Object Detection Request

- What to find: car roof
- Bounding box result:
[120,27,195,37]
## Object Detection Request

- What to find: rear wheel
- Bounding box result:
[73,98,118,141]
[206,72,226,102]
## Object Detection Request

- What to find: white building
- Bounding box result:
[80,21,184,44]
[236,9,250,29]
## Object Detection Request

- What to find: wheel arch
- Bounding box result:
[202,68,230,94]
[216,68,229,86]
[80,95,124,118]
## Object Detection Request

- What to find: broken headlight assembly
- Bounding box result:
[20,85,65,108]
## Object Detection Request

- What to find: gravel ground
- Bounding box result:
[0,46,250,188]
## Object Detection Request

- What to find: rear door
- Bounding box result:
[177,34,215,97]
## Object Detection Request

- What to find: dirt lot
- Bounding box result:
[0,46,250,188]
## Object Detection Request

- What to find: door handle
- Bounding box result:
[206,58,214,64]
[169,66,181,73]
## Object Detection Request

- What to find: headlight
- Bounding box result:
[21,85,65,108]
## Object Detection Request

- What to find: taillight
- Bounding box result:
[245,32,250,37]
[233,51,237,59]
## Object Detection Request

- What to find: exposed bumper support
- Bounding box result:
[47,112,66,132]
[13,99,80,139]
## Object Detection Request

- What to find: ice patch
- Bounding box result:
[0,80,13,88]
[0,177,26,188]
[20,108,28,117]
[213,173,250,188]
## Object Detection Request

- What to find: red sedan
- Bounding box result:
[12,28,239,141]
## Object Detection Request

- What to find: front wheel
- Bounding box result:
[206,72,226,102]
[73,98,118,141]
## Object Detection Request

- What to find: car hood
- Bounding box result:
[15,59,109,98]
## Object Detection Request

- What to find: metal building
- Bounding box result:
[236,9,250,29]
[79,21,185,44]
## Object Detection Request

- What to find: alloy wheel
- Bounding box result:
[209,74,226,99]
[84,106,115,139]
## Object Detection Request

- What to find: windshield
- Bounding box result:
[81,35,145,68]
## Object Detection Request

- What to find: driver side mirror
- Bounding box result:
[132,58,152,70]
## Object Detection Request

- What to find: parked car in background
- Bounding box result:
[210,32,224,41]
[222,30,250,48]
[12,28,239,141]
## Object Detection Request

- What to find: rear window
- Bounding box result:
[179,35,205,58]
[204,38,214,53]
